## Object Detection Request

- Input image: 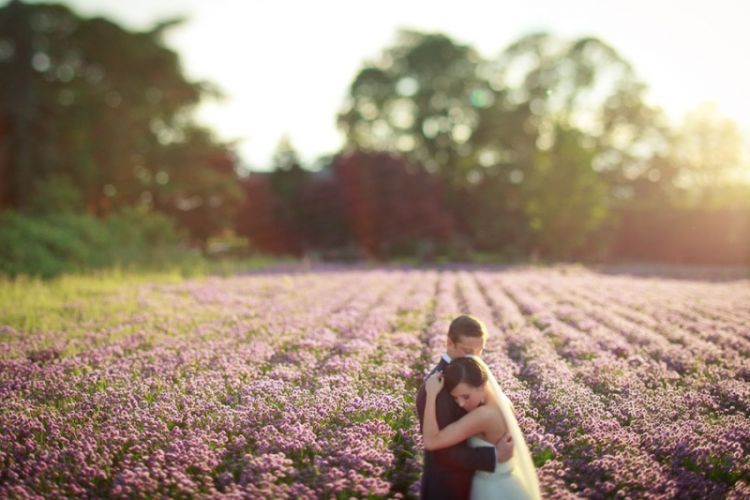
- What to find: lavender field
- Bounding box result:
[1,265,749,498]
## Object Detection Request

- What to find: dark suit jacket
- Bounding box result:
[416,357,496,500]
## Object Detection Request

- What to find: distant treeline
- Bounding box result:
[238,151,749,265]
[1,0,748,273]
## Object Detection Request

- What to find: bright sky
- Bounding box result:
[25,0,750,169]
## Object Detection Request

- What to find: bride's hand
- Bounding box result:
[425,371,444,396]
[495,432,514,463]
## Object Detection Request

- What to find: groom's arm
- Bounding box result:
[416,383,496,473]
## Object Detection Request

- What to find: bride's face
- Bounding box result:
[450,382,484,412]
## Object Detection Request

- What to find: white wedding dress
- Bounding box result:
[468,357,541,500]
[469,436,535,499]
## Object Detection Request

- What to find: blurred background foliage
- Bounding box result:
[1,0,748,277]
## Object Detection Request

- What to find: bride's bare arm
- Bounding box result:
[423,372,495,451]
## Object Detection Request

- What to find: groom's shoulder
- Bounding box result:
[433,357,449,372]
[416,360,444,397]
[421,358,446,378]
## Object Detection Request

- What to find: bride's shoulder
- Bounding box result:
[465,405,506,437]
[473,404,503,423]
[481,404,508,429]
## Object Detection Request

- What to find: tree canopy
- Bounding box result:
[0,0,240,244]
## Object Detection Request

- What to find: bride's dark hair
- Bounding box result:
[443,356,488,393]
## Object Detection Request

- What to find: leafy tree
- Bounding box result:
[0,0,47,210]
[672,103,745,205]
[295,171,350,253]
[27,174,83,214]
[151,126,243,247]
[236,174,292,254]
[333,151,453,258]
[338,30,493,186]
[0,0,240,246]
[236,139,328,256]
[236,150,454,258]
[487,33,671,201]
[523,126,609,259]
[266,136,310,253]
[461,170,529,256]
[337,30,671,257]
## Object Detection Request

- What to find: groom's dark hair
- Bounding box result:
[448,315,487,343]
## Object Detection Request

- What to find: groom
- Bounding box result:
[416,315,514,500]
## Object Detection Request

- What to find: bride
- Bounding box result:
[423,356,541,500]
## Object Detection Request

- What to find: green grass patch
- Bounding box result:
[0,258,288,359]
[0,269,182,334]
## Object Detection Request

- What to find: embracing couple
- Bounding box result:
[416,315,541,499]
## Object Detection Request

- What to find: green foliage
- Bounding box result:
[28,175,84,215]
[523,127,609,259]
[266,139,312,254]
[107,206,185,256]
[338,30,490,186]
[0,1,240,244]
[152,127,243,245]
[0,214,70,278]
[533,447,556,468]
[0,209,190,278]
[462,172,530,255]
